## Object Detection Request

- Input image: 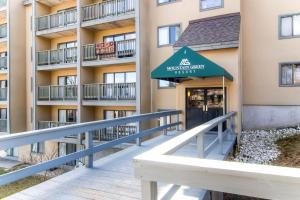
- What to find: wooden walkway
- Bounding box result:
[4,131,236,200]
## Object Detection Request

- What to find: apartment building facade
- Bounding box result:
[1,0,299,159]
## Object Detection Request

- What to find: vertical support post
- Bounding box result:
[163,116,167,135]
[212,191,224,200]
[197,134,204,158]
[176,114,180,131]
[218,122,223,155]
[230,115,235,133]
[85,131,93,168]
[141,180,157,200]
[136,121,141,146]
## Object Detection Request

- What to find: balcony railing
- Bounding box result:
[38,121,76,130]
[36,8,77,32]
[38,85,78,101]
[37,47,77,66]
[82,0,135,22]
[0,119,6,132]
[0,87,7,101]
[0,0,6,8]
[83,82,136,101]
[0,24,7,39]
[0,56,7,70]
[93,125,137,141]
[82,39,136,62]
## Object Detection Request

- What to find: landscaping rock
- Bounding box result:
[234,126,300,164]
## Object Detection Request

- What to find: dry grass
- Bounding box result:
[273,134,300,168]
[0,164,47,199]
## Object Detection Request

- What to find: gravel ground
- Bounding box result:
[234,126,300,164]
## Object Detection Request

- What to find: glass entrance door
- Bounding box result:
[186,88,225,130]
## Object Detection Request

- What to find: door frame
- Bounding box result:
[185,87,227,129]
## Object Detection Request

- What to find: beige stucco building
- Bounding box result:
[1,0,300,160]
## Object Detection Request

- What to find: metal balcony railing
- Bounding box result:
[0,87,7,101]
[0,119,7,132]
[37,47,77,66]
[93,125,137,141]
[38,85,78,101]
[0,56,7,70]
[83,82,136,101]
[82,39,136,61]
[36,8,77,31]
[0,0,6,8]
[0,24,7,39]
[82,0,135,22]
[38,121,77,139]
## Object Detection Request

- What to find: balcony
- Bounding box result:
[0,24,7,43]
[93,125,137,141]
[36,47,77,70]
[0,56,7,72]
[81,0,135,30]
[83,82,136,106]
[82,39,136,67]
[37,85,78,105]
[0,119,7,132]
[36,8,77,38]
[0,87,7,103]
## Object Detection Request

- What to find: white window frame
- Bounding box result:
[279,13,300,39]
[200,0,224,11]
[157,24,181,47]
[279,62,300,87]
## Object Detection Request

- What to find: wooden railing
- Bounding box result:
[0,87,7,101]
[134,112,300,199]
[0,119,7,132]
[82,0,135,22]
[38,85,78,101]
[83,82,136,101]
[82,39,136,61]
[0,24,7,38]
[36,8,77,31]
[0,110,181,186]
[37,47,77,66]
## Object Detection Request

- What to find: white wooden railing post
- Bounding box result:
[197,134,204,158]
[85,131,93,168]
[218,122,223,154]
[141,180,157,200]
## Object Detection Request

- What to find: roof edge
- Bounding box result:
[189,12,240,24]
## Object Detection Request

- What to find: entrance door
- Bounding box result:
[186,88,225,130]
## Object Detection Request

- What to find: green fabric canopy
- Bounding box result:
[151,46,233,83]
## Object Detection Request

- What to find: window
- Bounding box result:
[104,72,136,84]
[158,80,176,88]
[280,14,300,38]
[157,0,177,5]
[158,25,181,47]
[31,142,44,154]
[280,63,300,86]
[103,32,136,43]
[0,108,7,119]
[58,75,77,85]
[58,109,77,123]
[200,0,223,10]
[57,41,77,49]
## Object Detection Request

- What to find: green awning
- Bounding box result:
[151,46,233,83]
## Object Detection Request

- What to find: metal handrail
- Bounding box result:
[38,85,78,101]
[0,110,181,186]
[37,47,77,66]
[83,82,136,100]
[82,39,136,61]
[36,8,77,31]
[82,0,135,22]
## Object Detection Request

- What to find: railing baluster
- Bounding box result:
[197,134,204,158]
[85,131,94,168]
[218,122,223,155]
